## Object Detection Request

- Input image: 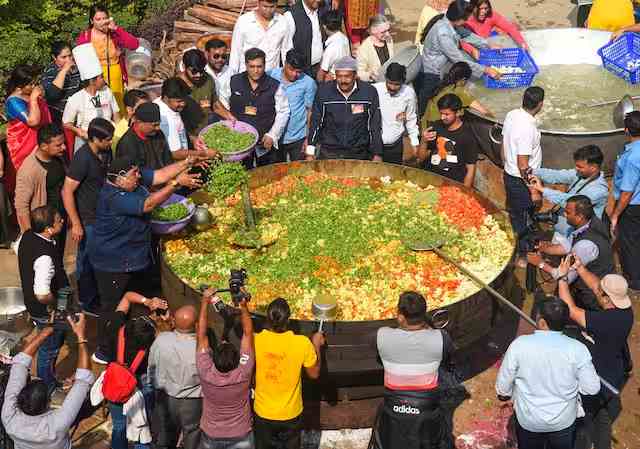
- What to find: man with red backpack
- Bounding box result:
[97,291,168,449]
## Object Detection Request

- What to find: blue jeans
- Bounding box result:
[108,379,154,449]
[504,173,534,255]
[75,224,99,309]
[33,319,66,393]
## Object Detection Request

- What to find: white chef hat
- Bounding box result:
[72,44,103,81]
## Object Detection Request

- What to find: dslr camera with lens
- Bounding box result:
[51,286,78,330]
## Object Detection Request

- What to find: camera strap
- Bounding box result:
[547,172,600,214]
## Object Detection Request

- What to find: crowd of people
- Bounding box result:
[0,0,637,449]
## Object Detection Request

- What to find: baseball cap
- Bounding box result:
[135,102,161,123]
[600,274,632,309]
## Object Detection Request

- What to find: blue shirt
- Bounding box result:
[533,168,609,237]
[496,330,600,433]
[89,169,154,273]
[613,140,640,205]
[268,68,316,144]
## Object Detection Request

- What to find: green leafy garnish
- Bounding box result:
[202,123,255,153]
[152,203,189,222]
[206,161,250,198]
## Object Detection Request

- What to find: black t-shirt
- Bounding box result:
[116,127,174,171]
[585,307,634,389]
[37,157,66,215]
[68,144,112,225]
[424,120,478,184]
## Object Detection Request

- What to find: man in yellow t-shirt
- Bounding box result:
[254,298,325,449]
[111,89,149,153]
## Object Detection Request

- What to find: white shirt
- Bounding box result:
[206,64,232,108]
[496,330,600,433]
[154,98,188,152]
[265,85,290,146]
[32,233,55,297]
[283,3,323,66]
[321,32,351,74]
[373,83,420,147]
[502,108,542,178]
[229,11,289,74]
[62,87,120,152]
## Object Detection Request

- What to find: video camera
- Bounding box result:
[200,268,251,311]
[531,209,560,225]
[51,286,78,330]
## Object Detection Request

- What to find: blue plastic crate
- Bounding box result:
[597,33,640,85]
[478,48,539,89]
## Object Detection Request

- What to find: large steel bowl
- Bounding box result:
[469,28,632,174]
[161,160,517,403]
[0,288,32,337]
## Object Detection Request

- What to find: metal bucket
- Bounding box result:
[378,44,422,83]
[0,288,32,337]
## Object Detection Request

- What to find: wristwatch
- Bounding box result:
[558,275,568,282]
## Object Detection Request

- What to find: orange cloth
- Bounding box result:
[91,33,120,67]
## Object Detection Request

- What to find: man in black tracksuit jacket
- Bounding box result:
[305,56,383,161]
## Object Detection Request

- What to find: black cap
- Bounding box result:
[135,102,161,123]
[108,157,137,176]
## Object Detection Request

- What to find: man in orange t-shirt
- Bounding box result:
[253,298,325,449]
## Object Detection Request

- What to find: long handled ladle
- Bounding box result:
[404,236,620,396]
[587,95,638,129]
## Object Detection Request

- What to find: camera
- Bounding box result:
[51,287,78,330]
[199,268,251,310]
[532,209,560,225]
[228,268,251,305]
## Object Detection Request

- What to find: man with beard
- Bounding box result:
[115,102,174,170]
[204,39,232,109]
[528,145,609,239]
[421,93,479,188]
[178,49,236,141]
[307,56,383,161]
[224,48,289,168]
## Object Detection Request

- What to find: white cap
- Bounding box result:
[72,44,103,81]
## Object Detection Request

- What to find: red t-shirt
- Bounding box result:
[196,347,254,438]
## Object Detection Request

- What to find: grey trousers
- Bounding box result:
[152,390,203,449]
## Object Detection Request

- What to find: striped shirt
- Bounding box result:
[377,327,451,391]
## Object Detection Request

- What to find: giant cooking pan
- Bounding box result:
[469,28,629,174]
[161,160,517,405]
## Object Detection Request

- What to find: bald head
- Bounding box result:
[174,305,197,332]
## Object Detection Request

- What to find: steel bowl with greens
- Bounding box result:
[199,121,258,161]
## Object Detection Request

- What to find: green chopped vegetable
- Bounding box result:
[201,123,256,153]
[206,161,250,198]
[152,203,190,222]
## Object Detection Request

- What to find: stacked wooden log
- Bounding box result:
[173,0,257,50]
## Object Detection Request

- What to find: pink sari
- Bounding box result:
[5,97,51,193]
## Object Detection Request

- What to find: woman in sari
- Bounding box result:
[4,65,52,193]
[76,4,139,113]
